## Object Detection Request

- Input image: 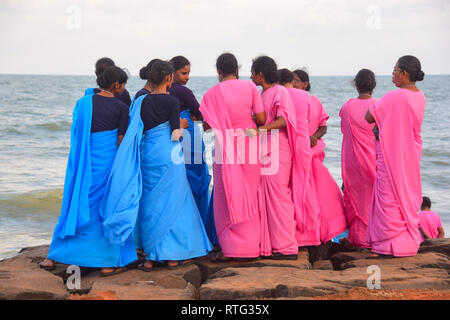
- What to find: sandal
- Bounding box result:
[366,253,394,260]
[167,260,194,270]
[138,261,154,272]
[99,267,128,277]
[39,259,56,271]
[269,252,298,260]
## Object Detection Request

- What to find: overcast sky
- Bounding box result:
[0,0,449,76]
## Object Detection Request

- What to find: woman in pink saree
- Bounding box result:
[279,69,320,247]
[365,55,426,257]
[339,69,378,248]
[251,57,299,259]
[293,69,347,243]
[200,53,266,261]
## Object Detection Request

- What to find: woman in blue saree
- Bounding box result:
[84,57,132,107]
[134,61,212,271]
[40,66,137,276]
[168,56,214,245]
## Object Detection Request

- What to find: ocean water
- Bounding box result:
[0,74,449,260]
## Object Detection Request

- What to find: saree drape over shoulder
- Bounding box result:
[367,89,425,257]
[133,95,212,261]
[199,80,262,258]
[308,94,347,243]
[286,88,320,247]
[179,109,213,244]
[259,85,300,256]
[339,98,378,248]
[48,95,137,267]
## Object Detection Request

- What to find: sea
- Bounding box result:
[0,74,449,260]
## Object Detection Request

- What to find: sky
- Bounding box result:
[0,0,449,76]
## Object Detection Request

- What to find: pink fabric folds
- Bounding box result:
[339,98,378,248]
[287,88,320,246]
[199,79,263,257]
[367,89,426,257]
[259,85,301,255]
[419,210,442,242]
[308,94,347,243]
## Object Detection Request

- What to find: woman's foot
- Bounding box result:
[367,253,394,259]
[139,260,154,272]
[167,259,194,269]
[39,258,56,271]
[100,267,127,277]
[211,251,233,263]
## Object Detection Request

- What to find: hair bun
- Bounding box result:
[139,66,150,80]
[416,70,425,81]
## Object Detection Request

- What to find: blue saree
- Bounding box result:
[179,109,213,243]
[47,95,137,268]
[133,97,212,261]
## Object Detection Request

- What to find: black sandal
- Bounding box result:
[100,267,128,277]
[269,252,298,260]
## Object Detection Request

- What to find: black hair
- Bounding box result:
[96,66,128,89]
[397,55,425,82]
[251,56,279,84]
[149,61,174,85]
[170,56,190,71]
[293,69,311,91]
[139,59,163,80]
[95,57,115,77]
[278,68,294,84]
[421,196,432,209]
[216,53,238,76]
[354,69,376,94]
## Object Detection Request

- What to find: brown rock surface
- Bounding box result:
[1,239,449,300]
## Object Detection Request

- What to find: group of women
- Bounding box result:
[40,53,426,276]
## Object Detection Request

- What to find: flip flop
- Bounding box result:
[167,260,194,270]
[366,254,394,260]
[138,262,154,272]
[39,260,56,271]
[99,267,128,277]
[269,252,298,260]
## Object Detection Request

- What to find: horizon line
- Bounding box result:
[1,73,449,78]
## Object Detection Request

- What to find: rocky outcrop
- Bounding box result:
[1,239,449,300]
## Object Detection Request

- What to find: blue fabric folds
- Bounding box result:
[53,95,93,239]
[100,95,145,244]
[137,118,212,261]
[84,88,95,96]
[48,95,137,267]
[179,109,214,243]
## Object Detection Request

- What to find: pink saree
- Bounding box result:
[199,79,263,257]
[339,98,378,248]
[309,95,347,243]
[287,88,320,246]
[366,89,425,257]
[259,85,301,255]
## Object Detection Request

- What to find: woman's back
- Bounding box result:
[215,79,263,129]
[140,94,180,132]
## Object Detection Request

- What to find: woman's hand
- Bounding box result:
[245,128,259,137]
[310,135,318,147]
[180,118,189,129]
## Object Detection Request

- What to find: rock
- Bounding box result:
[419,238,450,257]
[194,249,311,283]
[339,252,450,271]
[76,280,197,300]
[199,263,450,300]
[0,245,69,300]
[2,242,450,300]
[315,287,450,300]
[312,260,334,270]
